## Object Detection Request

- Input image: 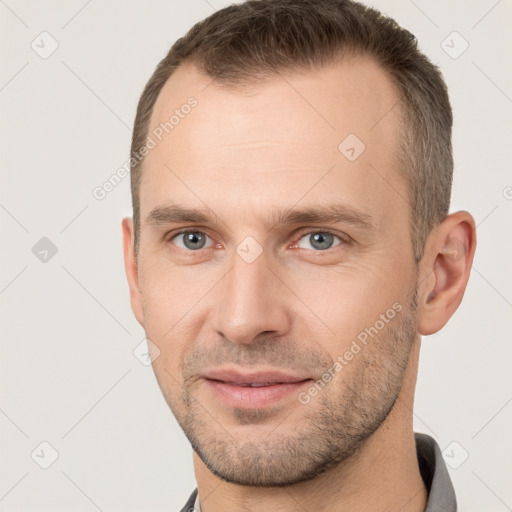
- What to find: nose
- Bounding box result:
[211,247,291,345]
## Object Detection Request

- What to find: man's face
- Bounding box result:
[129,58,420,486]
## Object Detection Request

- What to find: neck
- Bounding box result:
[193,338,427,512]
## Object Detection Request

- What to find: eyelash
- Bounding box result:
[167,228,349,252]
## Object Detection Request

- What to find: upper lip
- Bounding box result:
[202,368,312,385]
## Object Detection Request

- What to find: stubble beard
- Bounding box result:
[158,288,419,487]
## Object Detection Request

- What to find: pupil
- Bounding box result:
[184,232,205,249]
[311,233,333,250]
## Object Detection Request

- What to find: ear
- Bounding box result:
[121,217,145,327]
[417,211,477,335]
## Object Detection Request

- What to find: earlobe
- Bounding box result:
[418,211,477,335]
[121,217,145,327]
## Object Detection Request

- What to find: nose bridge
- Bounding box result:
[213,245,289,344]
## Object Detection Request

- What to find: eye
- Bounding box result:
[296,231,344,251]
[171,230,215,251]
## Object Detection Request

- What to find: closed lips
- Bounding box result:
[222,382,289,387]
[202,368,312,386]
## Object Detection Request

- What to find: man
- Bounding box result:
[121,1,476,510]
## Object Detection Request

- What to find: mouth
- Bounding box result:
[221,381,297,387]
[204,371,313,409]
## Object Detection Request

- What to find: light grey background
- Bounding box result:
[1,1,511,511]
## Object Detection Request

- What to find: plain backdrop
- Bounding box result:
[1,1,511,511]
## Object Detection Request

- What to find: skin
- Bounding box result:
[122,58,476,511]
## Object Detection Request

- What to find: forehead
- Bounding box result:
[139,57,407,230]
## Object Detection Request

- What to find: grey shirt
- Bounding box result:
[179,432,456,512]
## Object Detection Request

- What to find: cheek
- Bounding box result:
[138,266,188,359]
[139,255,196,315]
[289,261,410,346]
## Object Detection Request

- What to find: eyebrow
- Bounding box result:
[145,203,374,231]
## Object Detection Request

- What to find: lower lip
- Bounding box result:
[204,379,312,408]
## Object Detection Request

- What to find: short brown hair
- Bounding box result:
[130,0,453,262]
